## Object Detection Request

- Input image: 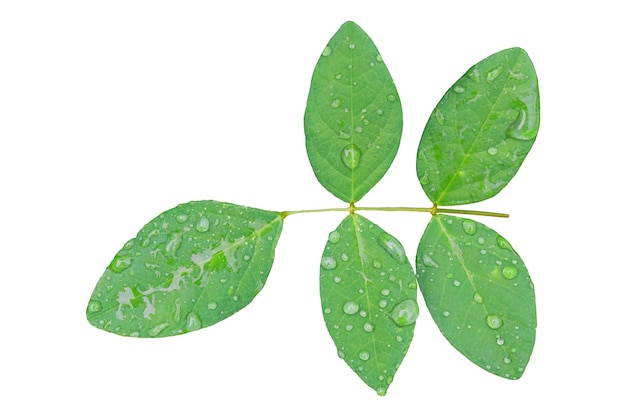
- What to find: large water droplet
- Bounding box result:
[422,253,440,268]
[497,235,512,250]
[486,314,503,329]
[343,301,359,315]
[462,219,477,235]
[502,266,518,279]
[506,97,539,140]
[110,255,132,273]
[328,230,341,244]
[341,144,361,170]
[87,300,102,313]
[390,299,419,326]
[321,256,337,270]
[378,233,406,263]
[322,46,332,56]
[185,311,202,332]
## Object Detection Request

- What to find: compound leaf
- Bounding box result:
[86,200,283,337]
[416,215,536,379]
[305,21,403,203]
[320,213,418,395]
[417,47,539,205]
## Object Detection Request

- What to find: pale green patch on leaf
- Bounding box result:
[86,201,283,337]
[416,215,536,379]
[417,47,539,205]
[320,214,417,395]
[305,21,403,203]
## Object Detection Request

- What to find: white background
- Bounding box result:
[1,1,623,415]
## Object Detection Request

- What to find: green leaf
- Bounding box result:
[416,214,536,379]
[320,214,418,395]
[305,21,403,203]
[417,47,539,205]
[86,200,283,337]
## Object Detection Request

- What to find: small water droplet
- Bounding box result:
[390,299,419,326]
[453,85,465,93]
[321,256,337,270]
[435,108,445,125]
[486,65,503,82]
[337,350,346,359]
[378,233,406,263]
[496,235,511,250]
[340,253,349,262]
[422,253,440,268]
[386,94,396,102]
[330,98,342,108]
[148,322,169,337]
[376,386,387,396]
[443,310,450,317]
[359,351,370,361]
[502,266,518,279]
[87,300,102,313]
[496,337,505,346]
[196,216,210,232]
[376,54,383,62]
[335,73,342,79]
[333,276,342,283]
[327,230,340,243]
[341,144,361,170]
[363,322,374,332]
[486,314,503,329]
[453,280,461,287]
[381,288,390,296]
[322,46,332,56]
[185,311,202,331]
[324,307,331,314]
[379,300,388,308]
[207,302,217,310]
[349,43,355,49]
[473,293,484,304]
[477,237,486,245]
[503,357,511,364]
[175,214,188,223]
[343,301,359,315]
[372,259,382,269]
[462,219,477,235]
[488,146,498,156]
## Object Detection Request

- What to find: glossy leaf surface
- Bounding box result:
[320,214,418,395]
[416,215,536,379]
[417,47,539,205]
[86,200,283,337]
[305,21,403,203]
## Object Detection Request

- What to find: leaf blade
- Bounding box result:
[417,47,539,205]
[320,214,417,395]
[86,200,283,337]
[416,215,536,379]
[305,21,403,203]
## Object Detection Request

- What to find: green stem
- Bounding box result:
[282,205,509,219]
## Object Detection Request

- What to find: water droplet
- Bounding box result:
[207,302,217,310]
[110,256,132,273]
[321,256,337,270]
[381,288,390,296]
[345,324,353,331]
[386,94,396,102]
[453,85,465,93]
[453,280,461,287]
[324,307,331,314]
[372,259,382,268]
[333,276,342,283]
[502,266,518,279]
[376,386,387,396]
[175,214,188,223]
[330,98,342,108]
[496,337,505,346]
[340,253,349,262]
[343,301,359,315]
[363,322,374,332]
[359,351,370,361]
[341,144,361,170]
[477,237,486,245]
[322,46,332,56]
[335,73,342,79]
[442,310,450,317]
[148,322,169,337]
[378,233,406,263]
[349,43,355,49]
[359,309,367,317]
[87,300,102,313]
[337,350,346,359]
[462,219,477,235]
[473,293,484,304]
[376,54,383,62]
[196,216,210,232]
[435,108,445,125]
[422,253,440,268]
[185,311,202,331]
[503,357,511,364]
[488,146,498,156]
[486,65,503,82]
[506,97,539,140]
[379,300,388,308]
[486,314,503,330]
[390,299,419,326]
